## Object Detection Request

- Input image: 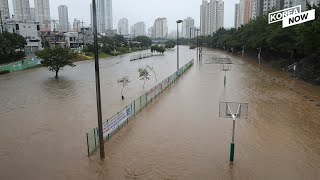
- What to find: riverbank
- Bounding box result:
[0,48,150,75]
[205,47,320,86]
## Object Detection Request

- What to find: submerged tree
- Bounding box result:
[138,67,150,89]
[146,65,157,82]
[36,47,76,79]
[117,76,130,100]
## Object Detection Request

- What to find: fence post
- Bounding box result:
[94,128,97,148]
[86,133,90,156]
[140,95,142,110]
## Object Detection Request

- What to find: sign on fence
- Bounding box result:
[162,78,170,89]
[147,83,162,101]
[102,104,133,138]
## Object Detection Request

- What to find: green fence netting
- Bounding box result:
[0,57,42,73]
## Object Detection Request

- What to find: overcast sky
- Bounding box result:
[9,0,239,31]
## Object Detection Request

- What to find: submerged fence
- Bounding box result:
[0,57,42,73]
[130,53,153,61]
[86,59,195,156]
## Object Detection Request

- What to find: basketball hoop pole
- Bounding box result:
[224,70,227,87]
[229,105,240,162]
[230,116,236,162]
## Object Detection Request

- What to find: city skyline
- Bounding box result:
[7,0,238,31]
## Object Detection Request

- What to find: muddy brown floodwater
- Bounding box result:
[1,47,320,180]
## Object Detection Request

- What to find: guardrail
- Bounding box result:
[86,59,195,156]
[130,53,154,61]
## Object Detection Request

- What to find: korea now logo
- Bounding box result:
[268,5,316,28]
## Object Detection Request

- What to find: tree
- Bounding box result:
[117,76,130,100]
[0,32,26,64]
[146,65,157,82]
[165,40,176,49]
[133,36,152,47]
[138,67,150,89]
[36,47,76,79]
[151,45,166,54]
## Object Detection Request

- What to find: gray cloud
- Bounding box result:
[9,0,238,31]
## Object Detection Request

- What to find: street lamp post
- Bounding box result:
[196,29,200,62]
[92,0,105,159]
[176,20,183,71]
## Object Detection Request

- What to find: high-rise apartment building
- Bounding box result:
[12,0,31,21]
[73,18,81,32]
[0,0,10,22]
[30,8,36,22]
[251,0,264,19]
[153,18,168,38]
[242,0,252,24]
[58,5,69,32]
[96,0,113,34]
[34,0,51,28]
[262,0,283,14]
[182,17,195,39]
[216,0,224,30]
[234,3,241,28]
[200,0,224,36]
[131,21,146,36]
[118,18,129,35]
[284,0,306,10]
[147,27,153,38]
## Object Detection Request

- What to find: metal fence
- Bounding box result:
[86,59,194,156]
[0,57,42,73]
[130,53,153,61]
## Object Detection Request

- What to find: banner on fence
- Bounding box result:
[162,78,170,89]
[102,104,133,138]
[147,83,162,101]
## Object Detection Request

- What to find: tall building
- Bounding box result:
[30,7,36,22]
[153,18,168,38]
[73,18,81,32]
[284,0,306,10]
[58,5,69,32]
[251,0,264,19]
[96,0,113,34]
[118,18,128,35]
[216,0,224,30]
[147,27,153,37]
[200,0,209,35]
[131,21,146,36]
[34,0,51,28]
[12,0,31,21]
[262,0,283,14]
[234,3,241,28]
[0,0,10,22]
[200,0,224,36]
[243,0,252,24]
[182,17,195,39]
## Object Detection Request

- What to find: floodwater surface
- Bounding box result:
[1,47,320,180]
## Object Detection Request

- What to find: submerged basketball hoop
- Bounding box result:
[219,102,248,162]
[220,64,232,87]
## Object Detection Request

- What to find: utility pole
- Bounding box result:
[81,20,85,46]
[92,0,105,159]
[196,29,200,62]
[53,20,57,46]
[0,10,3,33]
[77,21,80,49]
